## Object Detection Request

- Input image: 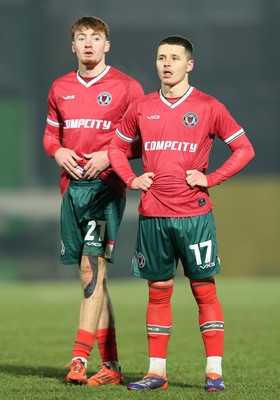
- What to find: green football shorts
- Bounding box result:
[60,178,125,265]
[132,212,221,280]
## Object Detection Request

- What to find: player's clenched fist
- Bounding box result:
[131,172,155,191]
[186,169,208,188]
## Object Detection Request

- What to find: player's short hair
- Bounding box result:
[158,35,194,58]
[71,16,110,40]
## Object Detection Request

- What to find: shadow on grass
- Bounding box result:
[0,364,65,383]
[0,365,202,390]
[0,364,142,385]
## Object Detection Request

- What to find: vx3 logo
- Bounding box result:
[62,95,75,100]
[146,115,160,120]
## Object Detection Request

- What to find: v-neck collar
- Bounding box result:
[159,86,194,109]
[76,66,111,87]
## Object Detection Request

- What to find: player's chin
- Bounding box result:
[81,59,98,67]
[161,77,174,85]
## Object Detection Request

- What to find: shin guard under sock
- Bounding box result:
[96,327,118,363]
[146,282,174,358]
[190,280,224,357]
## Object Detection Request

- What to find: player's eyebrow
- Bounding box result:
[75,31,103,38]
[157,53,181,58]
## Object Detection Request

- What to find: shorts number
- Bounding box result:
[85,220,106,241]
[189,240,212,266]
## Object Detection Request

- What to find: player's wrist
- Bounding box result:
[126,175,137,189]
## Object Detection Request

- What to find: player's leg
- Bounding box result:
[127,216,175,390]
[147,279,174,376]
[190,277,225,391]
[84,181,125,386]
[66,254,107,384]
[87,279,123,386]
[127,279,173,391]
[180,212,225,391]
[64,179,124,385]
[60,182,92,384]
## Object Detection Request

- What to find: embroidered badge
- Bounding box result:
[97,92,112,106]
[183,112,198,127]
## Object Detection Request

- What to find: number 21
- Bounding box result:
[85,220,106,241]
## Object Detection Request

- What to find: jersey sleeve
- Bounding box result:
[108,102,140,188]
[42,84,63,157]
[207,101,255,187]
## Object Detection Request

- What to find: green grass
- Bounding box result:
[0,277,279,399]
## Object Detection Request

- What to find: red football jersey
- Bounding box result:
[44,66,144,196]
[115,87,245,217]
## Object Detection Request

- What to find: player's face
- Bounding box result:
[72,28,110,68]
[156,44,194,88]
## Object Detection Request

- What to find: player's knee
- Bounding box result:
[190,279,217,305]
[148,281,174,305]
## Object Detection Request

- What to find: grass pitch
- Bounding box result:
[0,276,279,400]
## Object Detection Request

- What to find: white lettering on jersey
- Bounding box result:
[64,119,111,130]
[144,141,197,152]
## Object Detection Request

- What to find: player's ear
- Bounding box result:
[72,42,76,53]
[186,59,194,73]
[104,40,110,53]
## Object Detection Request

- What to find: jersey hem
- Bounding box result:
[138,208,213,218]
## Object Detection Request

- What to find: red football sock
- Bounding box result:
[72,329,95,360]
[190,280,224,356]
[146,282,174,358]
[96,327,118,362]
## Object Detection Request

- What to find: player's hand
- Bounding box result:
[186,169,208,188]
[131,172,155,191]
[54,148,83,179]
[83,151,110,179]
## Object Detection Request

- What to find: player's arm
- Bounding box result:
[109,134,153,191]
[109,100,154,191]
[124,80,145,160]
[82,136,142,180]
[43,87,83,179]
[186,134,255,188]
[125,137,142,160]
[43,125,83,179]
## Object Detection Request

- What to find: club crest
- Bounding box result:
[137,252,146,268]
[97,92,112,106]
[183,112,198,127]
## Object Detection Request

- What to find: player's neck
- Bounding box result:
[161,81,190,98]
[78,62,107,78]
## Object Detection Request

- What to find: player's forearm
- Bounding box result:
[207,135,255,187]
[43,133,62,158]
[108,142,137,188]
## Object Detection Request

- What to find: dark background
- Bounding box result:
[0,0,279,280]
